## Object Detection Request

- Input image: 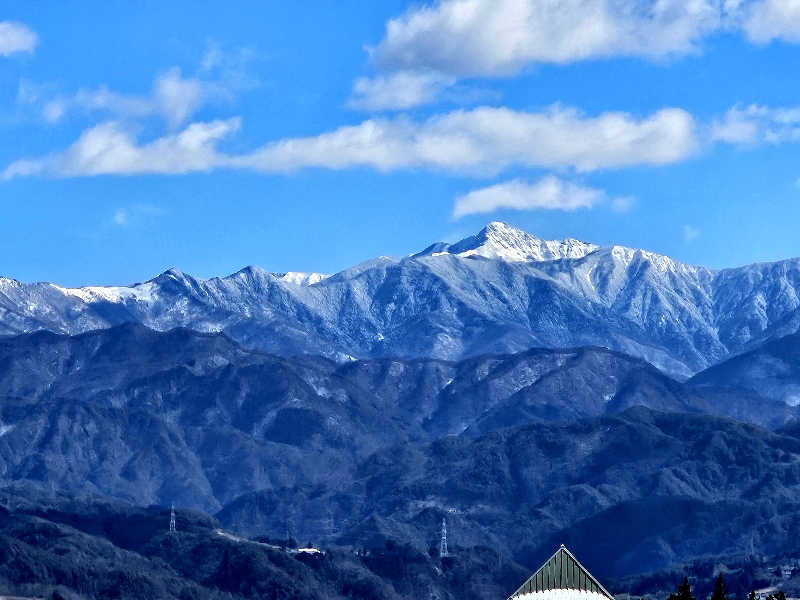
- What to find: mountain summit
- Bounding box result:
[414,221,599,262]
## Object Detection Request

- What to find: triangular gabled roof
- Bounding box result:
[508,545,614,600]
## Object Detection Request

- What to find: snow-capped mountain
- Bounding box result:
[2,221,800,377]
[413,220,599,262]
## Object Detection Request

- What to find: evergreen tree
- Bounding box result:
[711,574,729,600]
[669,577,695,600]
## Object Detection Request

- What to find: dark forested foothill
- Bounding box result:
[0,493,529,600]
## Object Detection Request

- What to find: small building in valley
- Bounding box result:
[507,545,614,600]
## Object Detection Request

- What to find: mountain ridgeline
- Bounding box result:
[4,221,800,378]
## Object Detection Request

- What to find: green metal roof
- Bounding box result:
[508,545,614,600]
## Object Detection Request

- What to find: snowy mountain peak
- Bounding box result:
[414,221,599,262]
[151,267,191,283]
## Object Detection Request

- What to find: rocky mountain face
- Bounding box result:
[4,221,800,377]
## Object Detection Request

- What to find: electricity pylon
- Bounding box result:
[439,518,448,558]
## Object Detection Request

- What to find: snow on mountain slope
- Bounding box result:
[3,221,800,377]
[275,271,329,286]
[414,221,598,262]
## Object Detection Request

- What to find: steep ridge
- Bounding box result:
[690,331,800,405]
[4,221,800,377]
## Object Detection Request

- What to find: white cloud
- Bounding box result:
[154,67,212,128]
[43,87,153,124]
[238,105,698,174]
[710,105,763,144]
[30,99,800,180]
[741,0,800,43]
[683,224,701,242]
[348,71,456,111]
[3,105,698,178]
[0,21,37,56]
[39,67,222,128]
[452,176,614,218]
[353,0,800,110]
[711,104,800,145]
[371,0,724,79]
[3,118,240,178]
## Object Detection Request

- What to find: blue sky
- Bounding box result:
[3,1,800,285]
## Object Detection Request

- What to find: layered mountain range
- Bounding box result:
[4,222,800,599]
[1,322,800,580]
[4,221,800,378]
[3,323,778,515]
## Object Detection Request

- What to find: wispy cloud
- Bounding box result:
[22,43,257,128]
[452,176,620,218]
[711,104,800,145]
[0,21,37,57]
[112,209,129,226]
[740,0,800,44]
[683,224,701,242]
[4,118,240,178]
[611,196,636,213]
[39,67,226,129]
[112,204,166,227]
[348,71,455,111]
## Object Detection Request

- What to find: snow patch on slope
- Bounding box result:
[51,282,160,304]
[276,272,329,286]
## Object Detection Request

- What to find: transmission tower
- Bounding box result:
[327,509,335,535]
[439,518,448,558]
[169,503,176,533]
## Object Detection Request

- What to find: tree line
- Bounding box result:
[665,574,787,600]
